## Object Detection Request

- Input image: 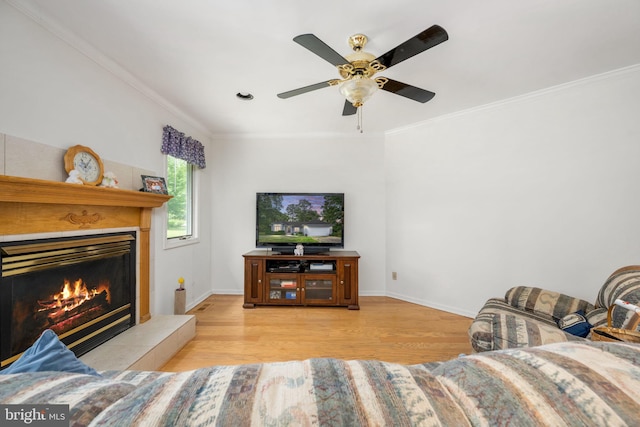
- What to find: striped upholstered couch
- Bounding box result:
[469,265,640,352]
[2,341,640,425]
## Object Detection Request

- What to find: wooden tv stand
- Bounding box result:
[243,250,360,310]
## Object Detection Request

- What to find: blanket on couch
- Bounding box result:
[1,341,639,426]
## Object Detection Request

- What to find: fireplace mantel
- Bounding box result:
[0,175,170,207]
[0,175,171,322]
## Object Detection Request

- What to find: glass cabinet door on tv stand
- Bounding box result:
[302,275,336,304]
[267,274,300,304]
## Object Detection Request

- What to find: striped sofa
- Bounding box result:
[1,341,639,425]
[469,265,640,352]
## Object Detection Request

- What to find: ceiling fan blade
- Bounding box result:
[342,100,357,116]
[375,25,448,69]
[293,34,349,66]
[380,79,435,103]
[277,80,335,99]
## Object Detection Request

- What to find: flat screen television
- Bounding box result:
[256,192,344,254]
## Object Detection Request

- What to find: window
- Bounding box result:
[166,155,194,240]
[160,124,205,246]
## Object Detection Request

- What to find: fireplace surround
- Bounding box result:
[0,175,170,366]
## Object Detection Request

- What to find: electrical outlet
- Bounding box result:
[392,272,397,280]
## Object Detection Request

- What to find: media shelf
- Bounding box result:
[266,259,337,274]
[243,250,359,309]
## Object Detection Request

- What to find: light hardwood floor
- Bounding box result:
[161,295,474,371]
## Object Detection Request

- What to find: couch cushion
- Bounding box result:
[474,298,560,326]
[469,298,559,351]
[585,306,608,328]
[492,314,582,350]
[596,267,640,329]
[468,298,506,352]
[596,266,640,306]
[468,298,583,352]
[505,286,594,320]
[0,371,136,425]
[431,341,640,426]
[492,314,545,349]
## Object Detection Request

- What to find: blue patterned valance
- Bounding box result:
[161,125,206,169]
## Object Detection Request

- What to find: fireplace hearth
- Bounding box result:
[1,232,136,368]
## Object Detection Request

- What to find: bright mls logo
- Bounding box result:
[0,404,68,426]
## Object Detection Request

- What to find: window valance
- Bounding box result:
[161,125,206,169]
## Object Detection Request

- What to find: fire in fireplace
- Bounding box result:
[36,277,111,337]
[1,232,136,369]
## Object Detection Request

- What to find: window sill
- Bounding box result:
[164,236,200,250]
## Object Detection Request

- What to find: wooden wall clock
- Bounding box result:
[64,145,104,186]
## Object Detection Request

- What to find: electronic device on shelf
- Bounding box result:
[269,266,302,273]
[309,263,334,271]
[266,260,302,273]
[256,192,345,254]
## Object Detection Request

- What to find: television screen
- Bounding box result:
[256,193,344,252]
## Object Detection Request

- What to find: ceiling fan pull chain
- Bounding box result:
[357,106,363,133]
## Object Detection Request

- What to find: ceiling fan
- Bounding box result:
[277,25,449,117]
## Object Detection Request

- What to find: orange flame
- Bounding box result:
[53,278,110,311]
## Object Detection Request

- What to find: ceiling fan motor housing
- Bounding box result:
[339,50,385,80]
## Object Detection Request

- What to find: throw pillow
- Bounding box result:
[0,329,100,376]
[557,310,592,338]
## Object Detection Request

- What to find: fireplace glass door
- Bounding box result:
[1,232,136,368]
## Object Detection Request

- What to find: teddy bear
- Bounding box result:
[65,169,83,184]
[100,171,119,188]
[294,244,304,256]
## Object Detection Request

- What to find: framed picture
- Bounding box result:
[141,175,168,194]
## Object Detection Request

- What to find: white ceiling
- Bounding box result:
[8,0,640,137]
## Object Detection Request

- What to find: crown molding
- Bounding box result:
[387,63,640,135]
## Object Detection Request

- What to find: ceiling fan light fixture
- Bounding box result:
[339,76,378,107]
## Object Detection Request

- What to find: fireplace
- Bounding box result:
[1,232,136,368]
[0,175,170,368]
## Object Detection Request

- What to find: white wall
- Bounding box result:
[385,66,640,317]
[208,134,387,296]
[0,2,213,316]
